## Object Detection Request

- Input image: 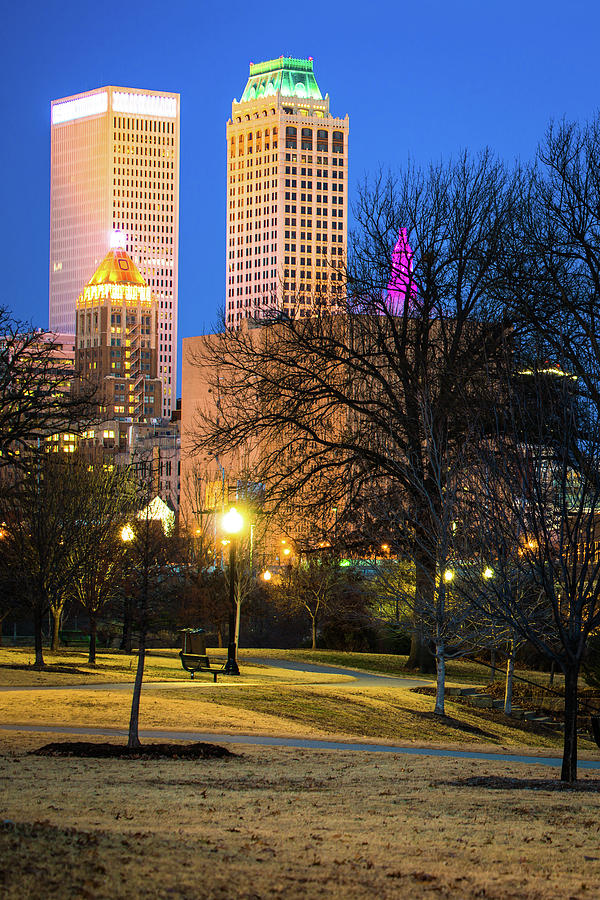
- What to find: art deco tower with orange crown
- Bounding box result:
[75,248,162,421]
[49,86,179,418]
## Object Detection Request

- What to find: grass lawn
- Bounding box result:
[1,732,600,899]
[236,647,564,689]
[2,646,599,897]
[0,645,595,754]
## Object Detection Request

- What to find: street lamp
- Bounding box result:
[443,569,454,583]
[121,524,134,543]
[222,506,243,675]
[262,569,272,582]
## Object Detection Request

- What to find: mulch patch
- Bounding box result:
[31,741,235,760]
[444,775,600,792]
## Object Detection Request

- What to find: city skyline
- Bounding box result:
[3,0,600,397]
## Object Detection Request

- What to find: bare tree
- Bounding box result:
[190,153,516,672]
[276,557,346,650]
[0,310,94,473]
[67,465,138,664]
[469,366,600,783]
[0,456,89,664]
[120,487,183,749]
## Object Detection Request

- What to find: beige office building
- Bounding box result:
[49,85,180,417]
[226,57,349,326]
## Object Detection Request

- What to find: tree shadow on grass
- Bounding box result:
[442,775,600,792]
[0,664,91,675]
[420,712,496,740]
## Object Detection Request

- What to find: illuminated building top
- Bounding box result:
[78,249,151,306]
[386,228,417,314]
[240,57,323,102]
[51,88,178,125]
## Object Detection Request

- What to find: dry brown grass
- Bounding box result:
[2,680,593,752]
[1,730,600,899]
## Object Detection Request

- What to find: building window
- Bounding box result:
[285,127,297,149]
[333,132,344,154]
[317,130,328,152]
[301,128,313,151]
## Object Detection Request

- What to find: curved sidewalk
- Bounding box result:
[2,722,599,769]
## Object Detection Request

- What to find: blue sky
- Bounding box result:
[2,0,598,397]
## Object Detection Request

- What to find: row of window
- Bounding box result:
[114,131,174,144]
[284,128,344,152]
[113,116,174,132]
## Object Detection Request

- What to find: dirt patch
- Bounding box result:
[31,741,235,760]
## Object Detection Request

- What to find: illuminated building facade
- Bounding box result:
[75,248,162,421]
[226,57,349,326]
[49,86,180,417]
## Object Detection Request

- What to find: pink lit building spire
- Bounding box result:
[386,227,417,313]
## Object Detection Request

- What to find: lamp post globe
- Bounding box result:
[222,507,244,535]
[222,507,243,675]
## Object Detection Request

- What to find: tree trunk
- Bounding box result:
[434,643,446,716]
[234,599,241,649]
[561,664,579,783]
[489,649,496,682]
[33,606,45,668]
[406,632,435,673]
[311,617,317,651]
[128,633,146,749]
[406,548,436,673]
[120,598,132,653]
[504,642,515,715]
[216,624,223,648]
[50,604,62,652]
[88,614,97,666]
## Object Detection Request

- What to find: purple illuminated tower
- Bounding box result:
[386,227,417,313]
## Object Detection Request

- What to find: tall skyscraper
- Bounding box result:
[49,86,180,417]
[226,57,349,326]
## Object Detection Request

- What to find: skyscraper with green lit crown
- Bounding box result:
[225,57,349,326]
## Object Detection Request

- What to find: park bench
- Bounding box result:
[59,630,91,648]
[179,628,226,682]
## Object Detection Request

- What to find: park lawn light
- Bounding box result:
[221,508,244,675]
[443,569,454,583]
[262,569,272,582]
[283,547,291,556]
[483,567,494,580]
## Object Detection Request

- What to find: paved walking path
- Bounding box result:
[2,722,599,769]
[0,656,434,692]
[242,655,434,688]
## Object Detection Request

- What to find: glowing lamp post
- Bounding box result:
[222,507,243,675]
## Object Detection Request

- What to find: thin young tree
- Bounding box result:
[276,557,345,651]
[121,486,180,749]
